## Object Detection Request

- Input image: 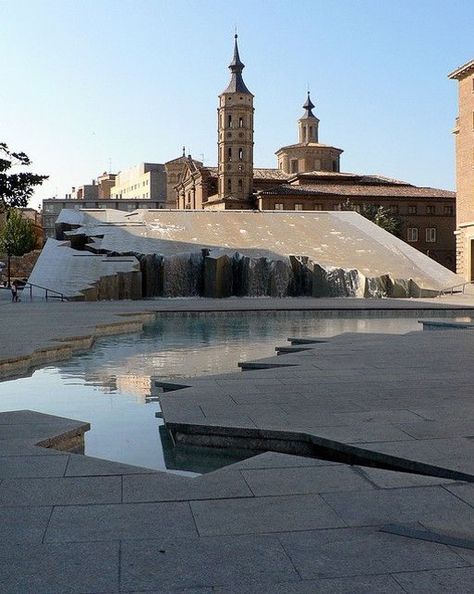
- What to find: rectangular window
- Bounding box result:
[407,227,418,242]
[294,203,303,211]
[443,205,454,216]
[408,205,417,214]
[389,205,399,214]
[426,228,437,242]
[274,203,284,210]
[290,159,298,174]
[313,204,323,211]
[426,205,436,215]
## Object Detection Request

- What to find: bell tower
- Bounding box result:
[298,92,319,143]
[276,91,343,174]
[217,35,254,206]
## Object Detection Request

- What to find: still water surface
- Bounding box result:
[0,312,446,472]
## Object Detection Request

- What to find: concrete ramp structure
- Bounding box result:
[28,209,461,300]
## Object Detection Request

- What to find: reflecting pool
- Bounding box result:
[0,311,465,472]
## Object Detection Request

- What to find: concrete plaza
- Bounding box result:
[0,296,474,592]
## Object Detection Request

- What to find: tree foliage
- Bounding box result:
[0,209,37,256]
[0,143,48,213]
[341,199,402,238]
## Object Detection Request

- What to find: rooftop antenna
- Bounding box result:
[182,146,186,157]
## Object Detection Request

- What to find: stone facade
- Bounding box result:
[449,59,474,279]
[164,151,202,208]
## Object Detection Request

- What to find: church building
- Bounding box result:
[175,36,456,270]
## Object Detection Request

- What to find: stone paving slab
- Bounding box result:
[212,575,406,593]
[0,454,69,478]
[392,566,474,593]
[0,475,122,506]
[241,464,374,496]
[277,527,468,579]
[120,534,300,592]
[226,451,339,470]
[358,466,455,488]
[190,493,346,536]
[0,505,52,543]
[320,486,474,527]
[0,540,119,594]
[44,501,198,542]
[0,438,65,456]
[122,467,253,502]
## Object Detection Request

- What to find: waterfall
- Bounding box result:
[163,253,203,297]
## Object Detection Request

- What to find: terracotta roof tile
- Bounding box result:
[257,183,455,199]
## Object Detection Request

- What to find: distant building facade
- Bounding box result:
[43,160,181,240]
[174,36,456,270]
[42,198,165,240]
[449,59,474,279]
[110,162,167,204]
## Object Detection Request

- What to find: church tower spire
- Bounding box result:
[298,91,319,143]
[275,90,342,174]
[217,35,254,206]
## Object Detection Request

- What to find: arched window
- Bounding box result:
[228,147,232,160]
[227,114,232,128]
[239,117,243,128]
[227,179,232,192]
[238,148,243,160]
[238,179,243,190]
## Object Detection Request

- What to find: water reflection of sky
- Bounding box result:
[0,312,450,471]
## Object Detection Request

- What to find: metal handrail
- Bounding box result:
[22,282,68,302]
[437,281,474,297]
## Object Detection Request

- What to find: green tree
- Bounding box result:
[341,199,402,238]
[0,143,48,213]
[0,209,36,256]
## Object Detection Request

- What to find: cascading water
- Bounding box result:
[163,253,203,297]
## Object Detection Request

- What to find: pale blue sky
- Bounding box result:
[1,0,473,209]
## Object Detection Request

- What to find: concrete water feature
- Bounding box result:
[0,309,461,472]
[28,209,461,300]
[1,297,474,592]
